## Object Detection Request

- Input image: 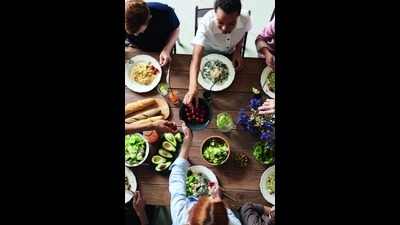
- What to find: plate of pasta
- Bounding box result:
[260,66,275,99]
[125,55,162,93]
[197,54,235,91]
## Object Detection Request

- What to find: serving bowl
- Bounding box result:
[125,133,150,167]
[253,140,275,166]
[233,152,249,168]
[200,136,230,166]
[179,98,212,131]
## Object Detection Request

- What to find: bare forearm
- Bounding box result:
[163,27,180,53]
[178,136,192,160]
[260,47,270,58]
[189,45,203,90]
[136,210,149,225]
[234,36,245,55]
[125,123,154,135]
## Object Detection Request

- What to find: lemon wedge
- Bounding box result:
[252,87,260,94]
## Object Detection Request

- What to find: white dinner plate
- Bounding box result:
[260,66,275,99]
[197,54,235,91]
[125,55,162,93]
[260,165,275,204]
[125,166,137,203]
[187,166,218,198]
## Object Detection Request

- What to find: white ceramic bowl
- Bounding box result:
[125,133,149,167]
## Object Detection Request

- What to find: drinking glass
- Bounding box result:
[168,89,180,105]
[216,112,236,132]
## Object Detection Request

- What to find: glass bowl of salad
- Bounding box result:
[200,136,230,166]
[253,140,275,166]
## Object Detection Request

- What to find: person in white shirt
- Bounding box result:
[183,0,252,109]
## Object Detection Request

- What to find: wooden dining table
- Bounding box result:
[125,51,275,209]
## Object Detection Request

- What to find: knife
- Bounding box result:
[166,58,172,83]
[220,187,238,202]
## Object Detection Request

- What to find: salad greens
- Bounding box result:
[253,141,275,164]
[267,70,275,92]
[125,134,146,165]
[186,169,210,197]
[267,172,275,195]
[202,59,229,83]
[203,138,228,165]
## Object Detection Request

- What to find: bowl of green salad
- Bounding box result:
[253,140,275,166]
[125,133,149,167]
[200,136,230,166]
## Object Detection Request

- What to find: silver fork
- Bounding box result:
[125,58,134,64]
[125,184,135,196]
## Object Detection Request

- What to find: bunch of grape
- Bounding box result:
[182,104,207,124]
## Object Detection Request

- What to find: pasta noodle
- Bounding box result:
[130,62,157,85]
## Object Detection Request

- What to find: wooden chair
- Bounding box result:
[194,6,251,57]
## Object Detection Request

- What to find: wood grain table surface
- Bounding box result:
[125,51,275,209]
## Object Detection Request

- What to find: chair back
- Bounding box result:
[194,6,250,57]
[195,6,213,36]
[270,8,275,21]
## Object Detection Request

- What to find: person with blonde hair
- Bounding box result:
[125,0,180,66]
[169,120,241,225]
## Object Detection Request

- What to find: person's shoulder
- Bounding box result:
[147,2,171,10]
[201,10,216,25]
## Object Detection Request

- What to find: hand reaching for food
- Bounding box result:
[207,181,222,200]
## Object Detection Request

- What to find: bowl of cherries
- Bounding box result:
[179,98,213,131]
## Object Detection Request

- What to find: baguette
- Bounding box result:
[125,98,156,116]
[131,115,164,125]
[125,108,162,124]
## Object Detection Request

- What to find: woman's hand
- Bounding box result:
[208,181,222,201]
[265,51,275,69]
[231,52,243,71]
[152,120,179,133]
[180,120,193,141]
[258,99,275,115]
[183,88,199,109]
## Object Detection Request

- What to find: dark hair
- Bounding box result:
[125,0,150,34]
[268,210,275,225]
[188,196,229,225]
[214,0,242,16]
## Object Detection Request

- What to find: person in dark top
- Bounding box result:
[125,0,180,67]
[237,202,275,225]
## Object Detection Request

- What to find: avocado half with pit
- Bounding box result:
[164,133,177,147]
[158,149,173,158]
[155,161,172,171]
[162,141,176,152]
[151,155,167,164]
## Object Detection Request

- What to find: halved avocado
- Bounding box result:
[158,149,173,158]
[151,155,166,164]
[175,132,183,143]
[164,133,177,147]
[162,141,176,152]
[155,161,172,171]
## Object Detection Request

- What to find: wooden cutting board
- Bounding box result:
[125,98,170,120]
